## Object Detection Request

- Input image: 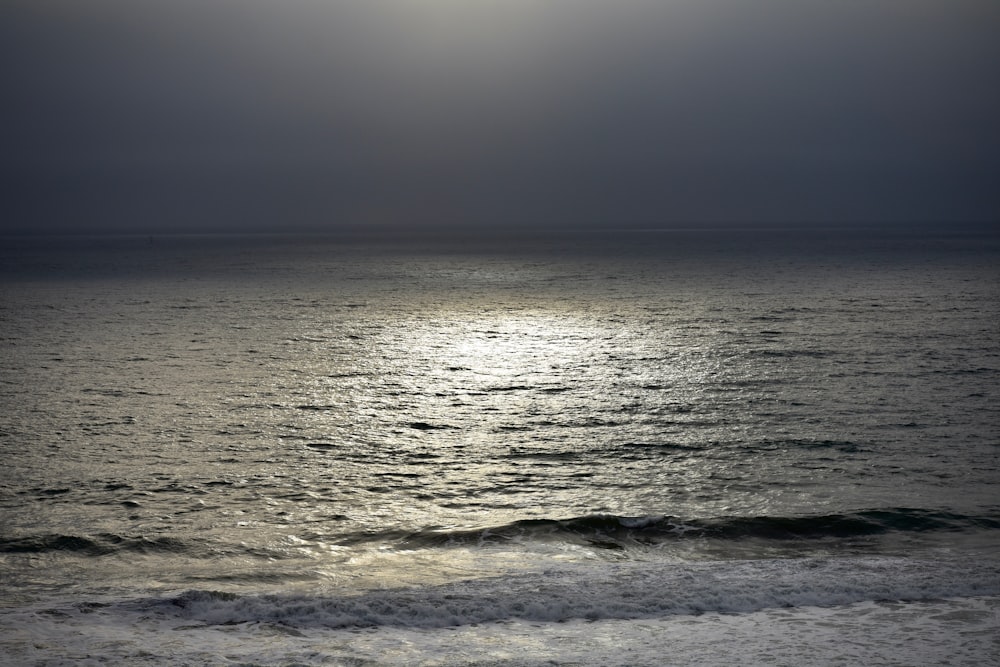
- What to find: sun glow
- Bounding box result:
[446,316,587,383]
[382,0,562,69]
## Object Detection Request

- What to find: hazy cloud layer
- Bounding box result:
[2,0,998,233]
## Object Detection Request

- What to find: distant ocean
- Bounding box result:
[2,228,998,666]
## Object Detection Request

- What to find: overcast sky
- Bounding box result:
[2,0,998,234]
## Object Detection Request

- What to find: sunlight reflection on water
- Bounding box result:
[2,233,998,599]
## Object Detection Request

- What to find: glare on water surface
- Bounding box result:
[2,234,998,597]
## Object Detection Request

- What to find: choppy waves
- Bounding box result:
[2,233,1000,664]
[0,532,290,561]
[0,533,193,557]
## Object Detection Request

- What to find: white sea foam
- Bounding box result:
[4,594,998,666]
[147,556,1000,629]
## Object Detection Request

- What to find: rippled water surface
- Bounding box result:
[2,229,999,664]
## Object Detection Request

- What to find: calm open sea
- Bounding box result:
[1,228,998,665]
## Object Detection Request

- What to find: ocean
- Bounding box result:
[1,228,998,665]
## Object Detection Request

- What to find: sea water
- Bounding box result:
[1,228,998,665]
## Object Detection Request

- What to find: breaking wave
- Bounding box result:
[154,555,1000,629]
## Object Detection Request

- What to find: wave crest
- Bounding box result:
[334,508,1000,551]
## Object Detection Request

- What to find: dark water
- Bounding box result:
[1,228,998,665]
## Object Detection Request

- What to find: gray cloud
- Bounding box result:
[2,0,998,233]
